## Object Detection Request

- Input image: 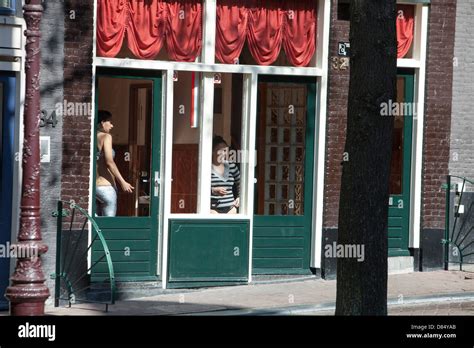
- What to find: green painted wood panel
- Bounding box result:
[94,262,150,273]
[253,248,304,258]
[253,227,306,237]
[253,258,303,269]
[253,237,304,248]
[93,240,151,251]
[92,251,150,262]
[168,220,249,286]
[99,229,151,240]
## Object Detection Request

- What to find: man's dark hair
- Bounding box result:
[213,135,228,150]
[98,110,112,124]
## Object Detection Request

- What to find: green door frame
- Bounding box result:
[253,75,317,274]
[388,72,414,256]
[93,68,162,281]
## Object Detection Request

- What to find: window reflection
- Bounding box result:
[211,73,243,214]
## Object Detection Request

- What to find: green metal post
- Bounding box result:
[444,175,451,270]
[54,200,62,307]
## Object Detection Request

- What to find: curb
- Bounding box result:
[185,292,474,316]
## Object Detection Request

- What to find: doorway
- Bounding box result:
[253,76,316,274]
[388,72,414,256]
[92,69,162,281]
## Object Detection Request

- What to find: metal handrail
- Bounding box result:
[52,200,116,311]
[443,175,474,271]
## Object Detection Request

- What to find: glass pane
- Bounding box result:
[96,77,154,217]
[171,71,199,213]
[211,73,243,214]
[255,82,307,216]
[0,0,11,8]
[0,82,3,194]
[389,77,406,195]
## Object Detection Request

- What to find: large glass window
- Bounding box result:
[171,72,246,215]
[96,77,155,217]
[210,73,243,214]
[171,71,200,213]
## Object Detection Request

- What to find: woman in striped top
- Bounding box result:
[210,136,241,214]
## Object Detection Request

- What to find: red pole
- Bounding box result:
[5,0,49,316]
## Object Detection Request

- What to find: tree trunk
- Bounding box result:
[335,0,397,316]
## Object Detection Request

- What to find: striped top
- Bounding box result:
[211,162,241,209]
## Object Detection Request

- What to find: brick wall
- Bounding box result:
[323,1,457,231]
[422,0,457,229]
[62,0,94,208]
[323,0,350,228]
[450,0,474,182]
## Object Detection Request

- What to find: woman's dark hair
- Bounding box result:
[98,110,112,124]
[213,135,228,150]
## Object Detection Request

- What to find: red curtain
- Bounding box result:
[98,1,412,64]
[127,0,167,59]
[97,0,202,61]
[215,0,249,64]
[166,1,203,62]
[96,0,128,58]
[216,0,317,67]
[397,5,415,59]
[283,1,317,67]
[246,1,285,66]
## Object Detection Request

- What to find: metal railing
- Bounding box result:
[51,200,116,311]
[443,175,474,271]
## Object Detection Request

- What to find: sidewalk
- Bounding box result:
[44,271,474,316]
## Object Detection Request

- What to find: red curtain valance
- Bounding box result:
[97,1,414,64]
[216,0,317,67]
[397,5,415,59]
[97,0,202,62]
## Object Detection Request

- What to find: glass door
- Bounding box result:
[92,69,162,281]
[253,76,316,274]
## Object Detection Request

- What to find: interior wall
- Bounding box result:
[173,72,200,144]
[213,73,232,144]
[98,77,131,145]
